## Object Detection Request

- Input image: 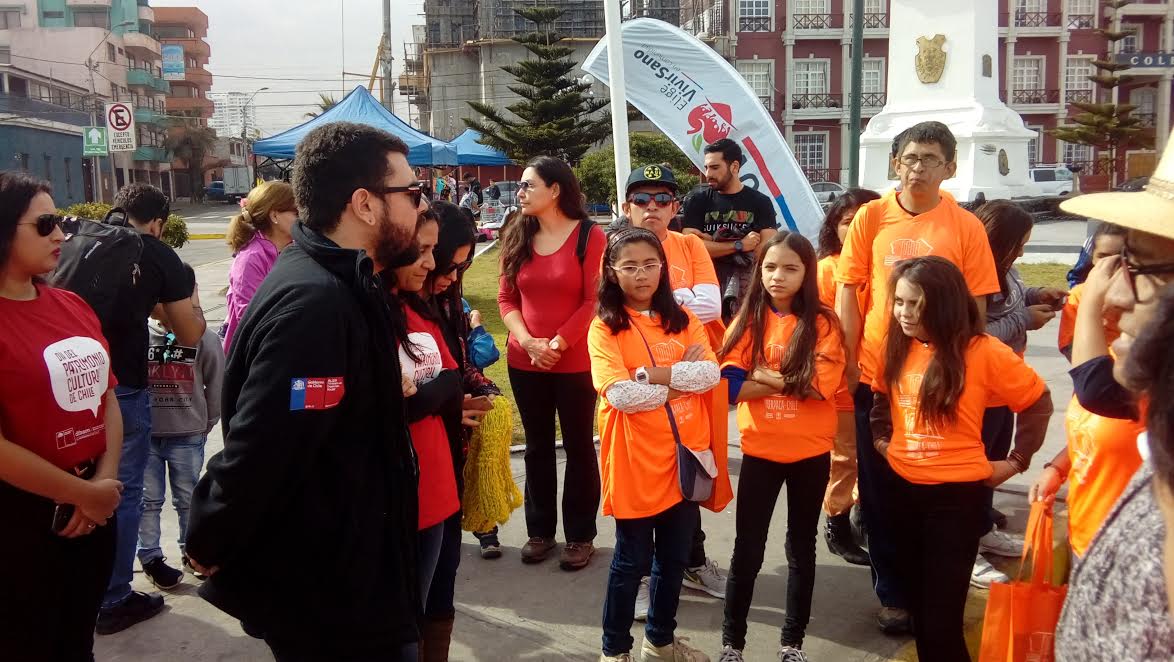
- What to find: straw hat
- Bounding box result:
[1061,138,1174,241]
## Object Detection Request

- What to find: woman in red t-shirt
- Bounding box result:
[496,156,605,569]
[0,172,124,658]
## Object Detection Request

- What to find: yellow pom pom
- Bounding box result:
[462,395,523,532]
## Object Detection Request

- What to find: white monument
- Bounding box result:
[859,1,1040,200]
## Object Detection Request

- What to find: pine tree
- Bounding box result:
[1050,1,1153,185]
[466,6,611,165]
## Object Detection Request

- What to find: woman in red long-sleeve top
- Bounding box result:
[497,156,606,571]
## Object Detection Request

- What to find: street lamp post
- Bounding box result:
[241,87,268,182]
[86,20,136,202]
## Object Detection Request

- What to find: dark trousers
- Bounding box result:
[266,637,418,662]
[0,482,117,662]
[887,475,987,662]
[424,511,463,619]
[980,406,1015,531]
[602,500,699,655]
[688,508,707,568]
[853,384,907,609]
[722,453,830,650]
[509,367,600,542]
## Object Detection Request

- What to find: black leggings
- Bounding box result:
[509,367,601,543]
[722,452,830,650]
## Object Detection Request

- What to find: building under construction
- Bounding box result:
[399,0,729,139]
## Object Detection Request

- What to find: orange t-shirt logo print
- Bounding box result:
[884,237,934,266]
[897,373,943,459]
[649,339,685,365]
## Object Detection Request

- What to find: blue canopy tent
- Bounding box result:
[451,128,513,166]
[253,86,457,166]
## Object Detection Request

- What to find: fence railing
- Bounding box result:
[792,93,844,109]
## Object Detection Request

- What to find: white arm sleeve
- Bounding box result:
[605,381,670,413]
[684,283,722,323]
[669,360,721,393]
[673,287,697,307]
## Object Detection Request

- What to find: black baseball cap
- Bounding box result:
[625,165,679,196]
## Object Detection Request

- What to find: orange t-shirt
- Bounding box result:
[876,335,1046,485]
[817,254,840,310]
[836,191,1000,386]
[662,230,726,348]
[1063,395,1144,557]
[589,309,716,519]
[721,313,844,463]
[1058,283,1121,356]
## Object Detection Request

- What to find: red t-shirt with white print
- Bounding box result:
[0,285,116,470]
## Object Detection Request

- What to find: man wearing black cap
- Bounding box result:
[620,165,730,621]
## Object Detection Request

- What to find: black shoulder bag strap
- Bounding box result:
[630,320,685,448]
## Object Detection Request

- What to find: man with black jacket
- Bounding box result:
[186,122,427,660]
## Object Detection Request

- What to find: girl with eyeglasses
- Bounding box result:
[717,232,845,662]
[0,171,125,658]
[589,227,720,662]
[497,156,605,570]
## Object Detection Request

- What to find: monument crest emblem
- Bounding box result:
[915,34,947,84]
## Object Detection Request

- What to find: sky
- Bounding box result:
[151,0,424,136]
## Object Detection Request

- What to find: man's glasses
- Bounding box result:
[898,154,946,169]
[19,214,63,237]
[610,262,663,277]
[368,182,425,207]
[1121,246,1174,303]
[628,192,676,207]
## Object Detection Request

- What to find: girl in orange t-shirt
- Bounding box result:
[872,257,1053,662]
[588,228,720,662]
[717,231,846,660]
[815,188,879,568]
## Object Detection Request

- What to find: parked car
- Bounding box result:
[493,180,520,208]
[1029,164,1074,196]
[810,181,847,197]
[1116,176,1149,192]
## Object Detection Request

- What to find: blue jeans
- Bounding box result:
[853,384,907,610]
[136,434,207,564]
[104,386,152,609]
[602,500,698,656]
[418,522,445,608]
[425,512,463,619]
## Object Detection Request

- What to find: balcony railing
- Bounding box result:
[849,12,889,29]
[792,13,842,30]
[1066,89,1094,104]
[1134,112,1157,127]
[862,92,887,107]
[738,15,771,32]
[792,93,843,110]
[1010,88,1060,105]
[802,168,836,183]
[1012,12,1062,28]
[1067,14,1095,29]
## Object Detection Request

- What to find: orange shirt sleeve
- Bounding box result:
[686,233,719,286]
[1058,284,1081,356]
[958,212,1002,297]
[719,324,752,371]
[588,318,632,397]
[817,256,838,309]
[813,318,846,401]
[982,336,1046,412]
[835,204,873,286]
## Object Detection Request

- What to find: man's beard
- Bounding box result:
[708,173,731,190]
[373,204,418,271]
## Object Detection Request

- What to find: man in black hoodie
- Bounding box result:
[186,122,426,660]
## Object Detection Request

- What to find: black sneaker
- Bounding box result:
[476,532,503,560]
[142,557,183,590]
[181,554,207,581]
[95,591,165,635]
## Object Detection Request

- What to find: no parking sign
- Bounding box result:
[105,102,137,152]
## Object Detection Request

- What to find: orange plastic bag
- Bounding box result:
[978,501,1069,662]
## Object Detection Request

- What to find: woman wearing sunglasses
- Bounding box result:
[0,172,125,658]
[497,156,605,570]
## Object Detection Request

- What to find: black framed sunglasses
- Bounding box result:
[628,192,676,207]
[367,181,425,207]
[1121,246,1174,304]
[441,255,474,276]
[19,214,64,237]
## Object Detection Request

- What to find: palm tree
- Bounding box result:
[304,93,339,119]
[166,117,221,202]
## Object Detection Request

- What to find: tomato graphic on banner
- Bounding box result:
[687,102,734,152]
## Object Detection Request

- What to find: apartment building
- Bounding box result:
[208,90,258,139]
[154,5,214,197]
[0,0,170,202]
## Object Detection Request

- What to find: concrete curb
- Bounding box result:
[189,233,226,240]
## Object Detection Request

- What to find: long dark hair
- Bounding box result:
[1124,283,1174,490]
[881,257,984,430]
[388,212,440,362]
[425,201,478,340]
[720,231,840,398]
[975,200,1033,298]
[0,171,53,269]
[499,156,589,283]
[597,227,689,336]
[817,188,880,258]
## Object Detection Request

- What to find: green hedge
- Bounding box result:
[60,202,189,249]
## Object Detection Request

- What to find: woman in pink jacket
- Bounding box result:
[221,181,297,354]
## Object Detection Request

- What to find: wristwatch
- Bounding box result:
[635,366,650,385]
[733,240,744,252]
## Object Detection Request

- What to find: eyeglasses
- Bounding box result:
[440,255,474,276]
[898,154,946,169]
[610,262,663,277]
[18,214,64,237]
[367,182,425,207]
[628,192,676,207]
[1121,246,1174,303]
[517,181,540,192]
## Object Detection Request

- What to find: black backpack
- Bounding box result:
[48,208,143,329]
[575,218,597,265]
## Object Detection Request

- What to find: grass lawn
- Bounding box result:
[1017,262,1071,290]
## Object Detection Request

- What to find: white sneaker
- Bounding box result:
[979,526,1024,557]
[640,636,710,662]
[683,557,727,598]
[601,654,633,662]
[971,554,1010,588]
[778,646,810,662]
[635,576,650,622]
[717,645,744,662]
